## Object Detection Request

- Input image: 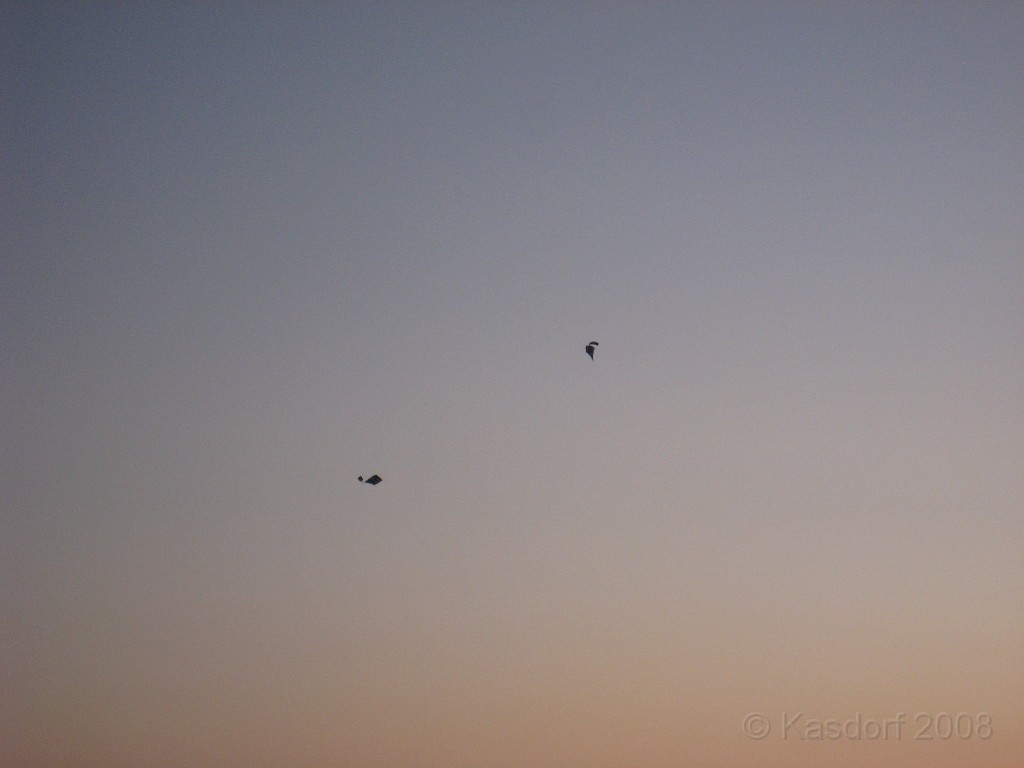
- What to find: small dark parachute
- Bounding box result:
[585,341,599,360]
[358,474,382,485]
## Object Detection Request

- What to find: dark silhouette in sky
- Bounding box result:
[585,341,599,360]
[358,475,382,485]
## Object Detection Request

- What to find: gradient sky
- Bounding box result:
[3,3,1022,767]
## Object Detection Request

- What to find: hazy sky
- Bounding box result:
[3,3,1022,767]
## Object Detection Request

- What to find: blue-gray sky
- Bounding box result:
[3,3,1022,766]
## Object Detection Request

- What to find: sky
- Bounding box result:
[2,2,1022,766]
